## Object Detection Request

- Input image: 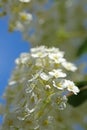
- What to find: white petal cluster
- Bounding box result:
[0,46,79,130]
[63,80,80,95]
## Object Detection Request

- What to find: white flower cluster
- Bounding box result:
[0,46,79,130]
[15,11,33,31]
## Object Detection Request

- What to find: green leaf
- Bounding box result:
[75,81,87,89]
[77,38,87,57]
[67,81,87,107]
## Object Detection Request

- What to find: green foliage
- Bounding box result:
[77,39,87,57]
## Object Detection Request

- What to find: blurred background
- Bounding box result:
[0,0,87,129]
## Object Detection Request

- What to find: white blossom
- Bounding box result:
[40,72,50,81]
[64,80,80,95]
[31,51,47,58]
[51,93,67,110]
[0,46,79,130]
[19,12,32,22]
[62,61,77,72]
[15,12,32,31]
[49,69,66,78]
[15,58,20,65]
[48,53,65,64]
[15,21,24,31]
[53,80,67,90]
[31,46,46,53]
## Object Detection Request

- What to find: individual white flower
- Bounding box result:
[20,53,29,58]
[45,47,60,53]
[58,95,67,110]
[40,72,51,81]
[64,80,80,95]
[53,80,66,90]
[31,51,47,58]
[31,46,48,58]
[15,21,24,31]
[19,12,32,22]
[62,61,77,72]
[49,69,66,78]
[15,57,20,65]
[38,115,54,130]
[15,53,30,64]
[51,93,67,110]
[31,46,46,53]
[48,53,65,64]
[19,0,31,3]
